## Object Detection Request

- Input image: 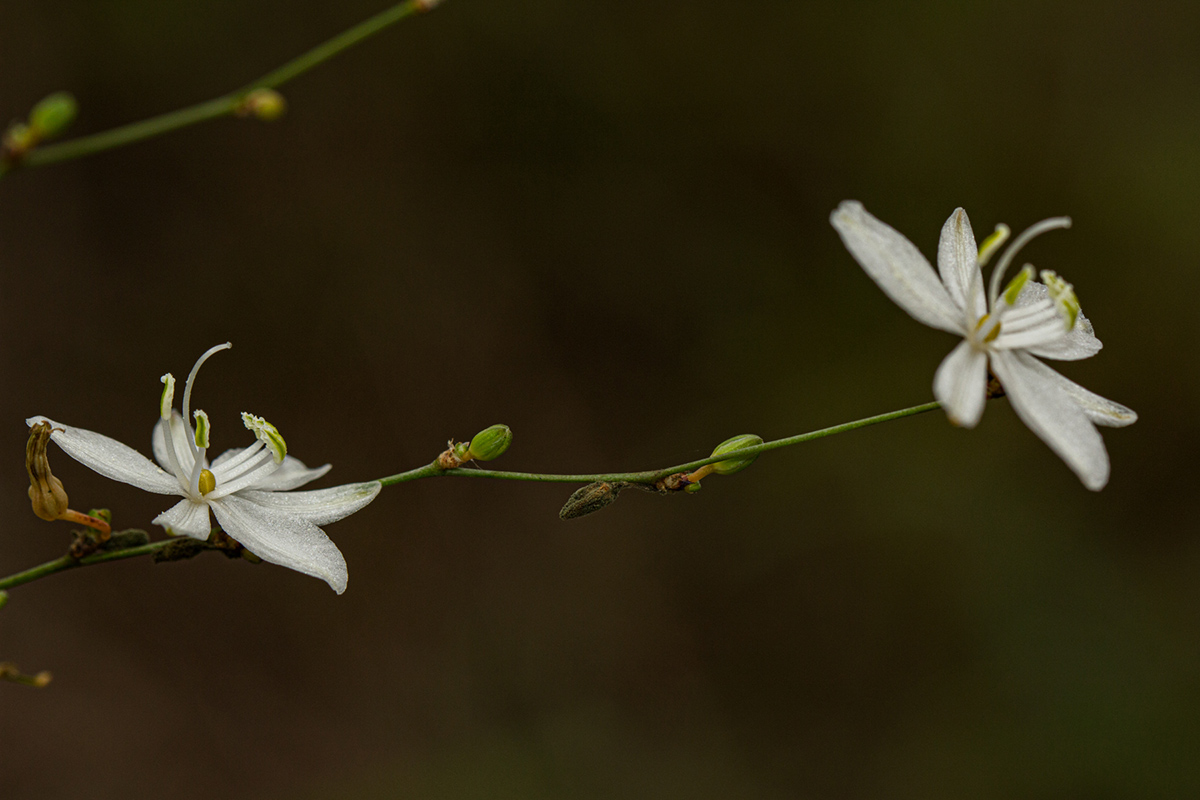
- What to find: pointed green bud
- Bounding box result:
[1040,270,1080,330]
[29,92,77,140]
[1001,265,1034,306]
[710,434,764,475]
[977,224,1011,268]
[160,374,175,420]
[239,89,287,122]
[193,410,211,449]
[467,424,513,461]
[241,413,287,463]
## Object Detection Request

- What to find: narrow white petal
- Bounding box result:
[990,350,1110,490]
[992,315,1072,351]
[152,498,213,540]
[238,481,381,525]
[1013,283,1102,361]
[1026,313,1103,361]
[932,341,989,427]
[251,456,333,491]
[831,201,965,334]
[210,494,348,594]
[27,416,180,495]
[936,208,987,320]
[1005,357,1137,428]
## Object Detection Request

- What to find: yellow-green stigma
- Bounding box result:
[241,413,287,463]
[1041,270,1080,330]
[198,468,216,495]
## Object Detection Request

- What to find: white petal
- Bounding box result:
[990,350,1110,490]
[27,416,181,495]
[936,208,987,321]
[1012,283,1103,361]
[252,456,333,491]
[210,494,348,594]
[992,315,1072,351]
[932,341,989,427]
[152,498,213,540]
[1026,313,1103,361]
[1005,356,1137,428]
[831,201,965,334]
[238,481,382,525]
[151,411,201,479]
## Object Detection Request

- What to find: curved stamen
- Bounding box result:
[181,343,232,461]
[987,217,1071,310]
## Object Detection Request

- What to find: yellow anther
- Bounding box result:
[198,469,216,495]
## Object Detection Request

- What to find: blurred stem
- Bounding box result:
[1,0,439,178]
[379,400,943,487]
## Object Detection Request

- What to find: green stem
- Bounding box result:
[0,540,180,592]
[5,0,438,175]
[379,400,942,487]
[0,400,941,594]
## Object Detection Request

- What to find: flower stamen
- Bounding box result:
[986,216,1072,309]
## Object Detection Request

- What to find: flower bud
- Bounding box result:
[467,424,513,461]
[239,88,287,121]
[26,422,69,522]
[709,434,763,475]
[29,92,78,140]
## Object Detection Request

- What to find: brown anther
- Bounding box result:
[655,472,691,493]
[436,441,469,470]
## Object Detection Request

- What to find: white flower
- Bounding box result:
[830,201,1136,490]
[27,343,380,593]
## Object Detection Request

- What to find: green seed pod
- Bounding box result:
[709,434,763,475]
[467,424,513,461]
[29,92,77,140]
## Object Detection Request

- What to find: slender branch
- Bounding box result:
[2,0,439,177]
[0,400,941,594]
[0,539,198,592]
[379,401,942,487]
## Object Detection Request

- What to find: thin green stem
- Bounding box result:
[0,400,941,594]
[0,539,181,592]
[5,0,437,175]
[379,400,942,487]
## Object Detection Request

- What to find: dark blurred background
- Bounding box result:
[0,1,1195,797]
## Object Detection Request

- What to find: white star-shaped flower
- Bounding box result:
[27,343,380,592]
[831,201,1136,490]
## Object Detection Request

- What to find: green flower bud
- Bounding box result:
[29,92,77,140]
[709,434,763,475]
[0,591,8,611]
[467,424,513,461]
[239,88,287,122]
